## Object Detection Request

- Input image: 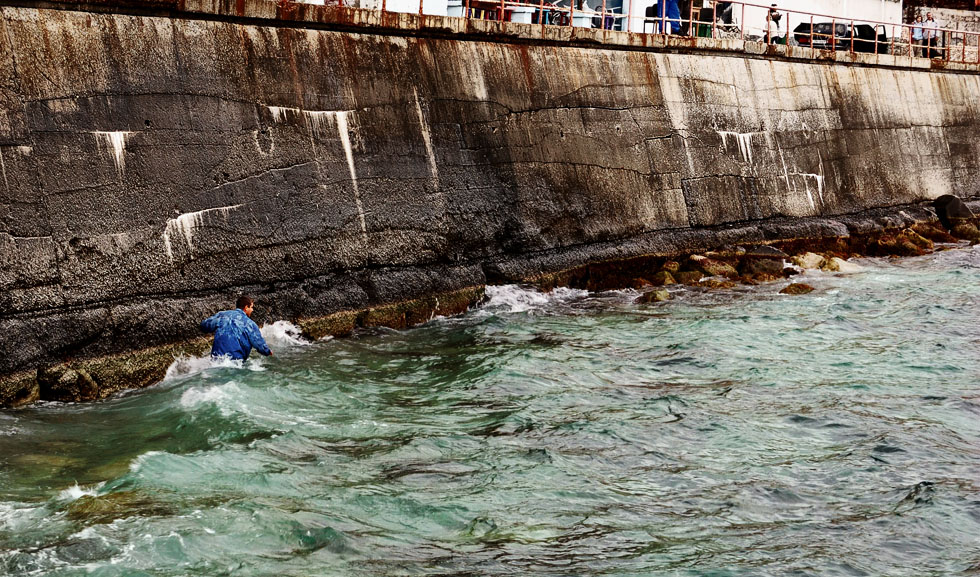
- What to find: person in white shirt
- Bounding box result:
[924,12,942,58]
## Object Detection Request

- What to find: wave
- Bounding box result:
[56,482,105,502]
[179,381,242,412]
[482,285,589,314]
[260,320,311,349]
[162,321,313,382]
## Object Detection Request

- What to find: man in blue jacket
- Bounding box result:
[200,296,273,360]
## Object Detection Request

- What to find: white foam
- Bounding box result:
[483,285,589,313]
[163,354,243,382]
[57,482,104,502]
[260,320,310,350]
[179,381,242,410]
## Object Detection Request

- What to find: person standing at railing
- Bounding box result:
[657,0,681,34]
[924,12,941,59]
[911,15,924,57]
[765,4,782,44]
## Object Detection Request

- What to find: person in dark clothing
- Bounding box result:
[201,296,273,360]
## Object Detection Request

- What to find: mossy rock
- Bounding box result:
[951,223,980,243]
[0,371,40,407]
[660,261,681,274]
[912,222,957,243]
[650,271,676,286]
[299,310,360,340]
[898,228,933,250]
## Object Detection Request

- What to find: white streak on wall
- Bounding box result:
[817,150,826,205]
[267,106,301,123]
[717,130,755,164]
[305,111,337,141]
[336,112,367,238]
[163,204,244,261]
[266,105,366,238]
[413,87,439,186]
[0,148,9,193]
[94,131,132,177]
[790,173,825,211]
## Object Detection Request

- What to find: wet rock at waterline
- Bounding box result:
[674,271,704,285]
[38,367,100,402]
[823,257,862,273]
[688,255,738,279]
[951,223,980,243]
[791,253,825,269]
[933,195,975,231]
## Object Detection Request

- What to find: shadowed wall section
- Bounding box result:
[1,4,979,402]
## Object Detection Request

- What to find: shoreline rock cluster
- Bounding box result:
[628,220,969,303]
[627,196,978,303]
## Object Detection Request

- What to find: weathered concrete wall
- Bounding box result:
[1,2,979,403]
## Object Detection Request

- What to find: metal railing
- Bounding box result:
[326,0,980,66]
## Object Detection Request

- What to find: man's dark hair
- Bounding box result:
[236,296,254,310]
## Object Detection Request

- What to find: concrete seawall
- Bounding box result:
[2,1,979,405]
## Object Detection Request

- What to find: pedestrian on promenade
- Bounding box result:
[924,12,941,58]
[911,15,924,57]
[201,296,273,360]
[766,4,782,44]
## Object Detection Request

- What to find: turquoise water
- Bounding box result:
[2,248,980,576]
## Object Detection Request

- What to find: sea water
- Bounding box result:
[1,247,979,576]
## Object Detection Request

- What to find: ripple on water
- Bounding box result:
[3,250,980,576]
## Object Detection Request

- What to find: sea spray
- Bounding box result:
[482,285,589,314]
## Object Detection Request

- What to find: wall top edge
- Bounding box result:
[2,0,978,73]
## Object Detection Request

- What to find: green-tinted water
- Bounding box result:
[2,249,980,576]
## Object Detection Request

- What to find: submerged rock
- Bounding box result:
[635,289,671,303]
[67,490,180,524]
[780,283,815,295]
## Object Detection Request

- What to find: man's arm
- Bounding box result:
[247,321,273,357]
[200,314,219,334]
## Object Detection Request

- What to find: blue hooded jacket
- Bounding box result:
[200,309,272,360]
